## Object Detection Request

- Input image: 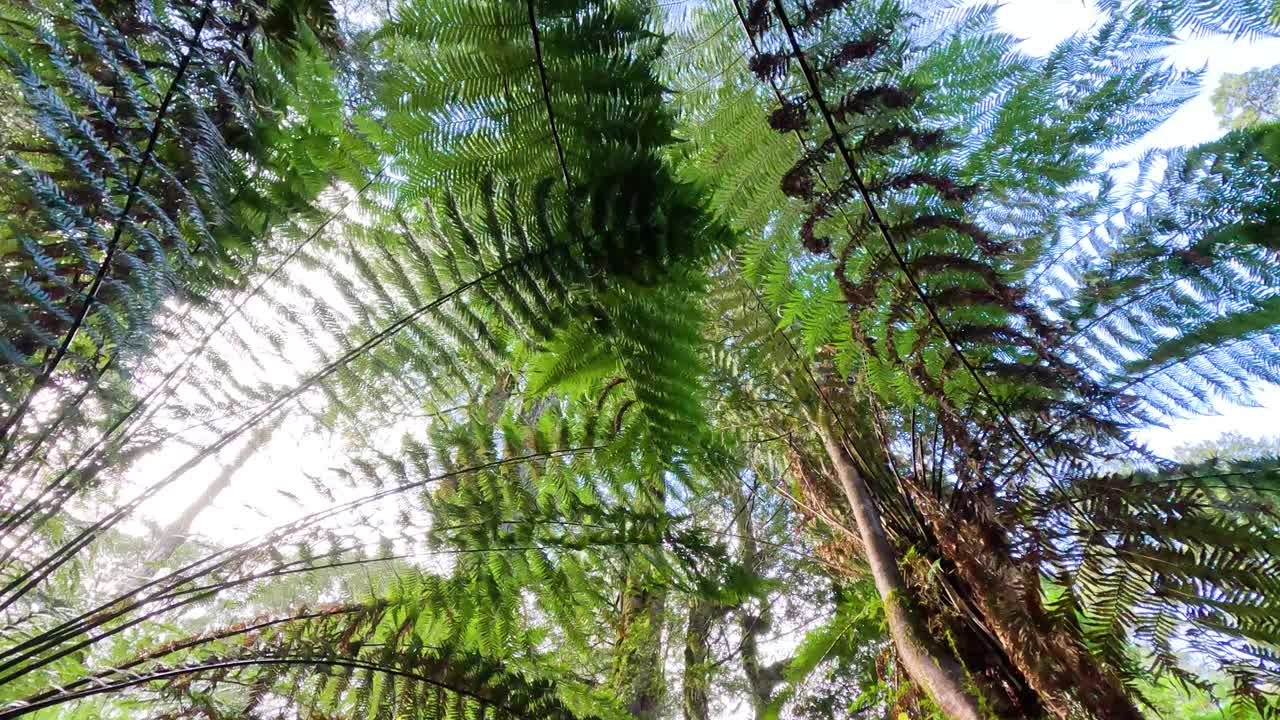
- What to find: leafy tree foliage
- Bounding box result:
[1174,431,1280,462]
[1212,64,1280,129]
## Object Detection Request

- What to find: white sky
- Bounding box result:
[998,0,1280,456]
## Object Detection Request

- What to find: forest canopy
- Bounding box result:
[1,0,1280,719]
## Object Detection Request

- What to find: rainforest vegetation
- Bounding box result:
[2,0,1280,718]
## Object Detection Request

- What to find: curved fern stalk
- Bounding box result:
[0,260,581,593]
[2,507,632,712]
[0,540,607,702]
[0,171,387,572]
[0,353,114,529]
[0,168,387,488]
[0,202,383,591]
[3,603,365,712]
[0,656,583,720]
[0,444,602,687]
[525,0,570,190]
[0,0,216,451]
[0,339,464,614]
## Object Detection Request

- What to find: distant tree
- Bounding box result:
[1212,65,1280,128]
[1173,430,1280,462]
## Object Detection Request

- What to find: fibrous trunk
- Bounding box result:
[915,493,1144,720]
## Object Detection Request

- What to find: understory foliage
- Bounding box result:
[1,0,1279,719]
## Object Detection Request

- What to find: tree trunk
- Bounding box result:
[147,417,280,564]
[739,607,787,720]
[730,480,784,720]
[613,579,667,720]
[682,599,716,720]
[814,420,984,720]
[612,480,668,720]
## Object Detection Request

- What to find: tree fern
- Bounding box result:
[677,0,1280,715]
[5,1,1280,719]
[0,0,359,463]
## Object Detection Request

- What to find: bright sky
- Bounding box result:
[999,0,1280,150]
[998,0,1280,457]
[129,0,1280,550]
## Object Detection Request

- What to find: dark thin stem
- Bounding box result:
[0,356,115,493]
[1065,276,1179,349]
[1026,191,1157,290]
[7,608,358,709]
[0,656,541,720]
[725,0,923,534]
[526,0,571,189]
[768,0,1055,485]
[0,0,215,449]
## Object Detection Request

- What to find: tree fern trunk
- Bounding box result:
[916,495,1144,720]
[814,420,984,720]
